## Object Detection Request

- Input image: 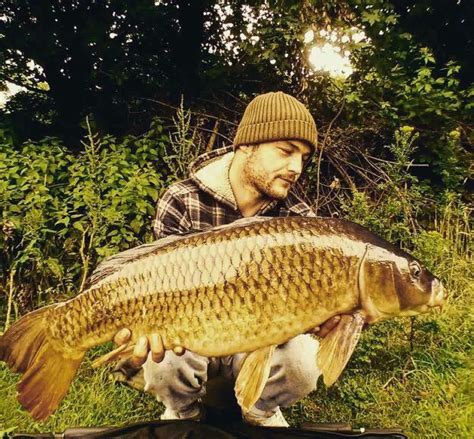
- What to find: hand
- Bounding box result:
[307,315,342,338]
[114,328,186,368]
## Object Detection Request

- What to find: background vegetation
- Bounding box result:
[0,0,472,437]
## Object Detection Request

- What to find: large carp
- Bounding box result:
[0,216,444,420]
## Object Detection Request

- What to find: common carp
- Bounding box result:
[0,216,444,420]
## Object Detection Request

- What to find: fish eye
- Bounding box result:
[409,261,422,279]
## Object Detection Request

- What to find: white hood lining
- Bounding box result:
[193,151,237,206]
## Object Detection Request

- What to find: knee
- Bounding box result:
[278,335,320,395]
[254,336,320,411]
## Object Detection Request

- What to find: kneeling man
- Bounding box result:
[114,91,341,427]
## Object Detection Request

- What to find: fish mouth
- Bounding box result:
[399,279,445,317]
[428,278,445,309]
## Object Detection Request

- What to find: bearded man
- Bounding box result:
[114,91,341,427]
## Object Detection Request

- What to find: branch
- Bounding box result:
[163,123,233,144]
[0,74,48,95]
[4,269,16,331]
[141,97,238,126]
[314,100,345,214]
[78,226,90,293]
[197,97,242,116]
[206,119,220,151]
[223,90,247,105]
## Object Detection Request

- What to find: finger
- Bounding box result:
[114,328,132,346]
[318,315,342,338]
[113,345,136,362]
[173,346,185,356]
[128,336,149,369]
[149,333,165,363]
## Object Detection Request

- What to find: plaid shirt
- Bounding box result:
[153,146,316,239]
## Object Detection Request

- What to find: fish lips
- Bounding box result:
[427,278,445,311]
[409,278,445,315]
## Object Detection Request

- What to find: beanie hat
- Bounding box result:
[233,91,317,151]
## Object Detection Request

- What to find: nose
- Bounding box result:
[287,154,303,175]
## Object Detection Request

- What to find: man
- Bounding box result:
[114,91,341,427]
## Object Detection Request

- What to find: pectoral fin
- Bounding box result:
[317,312,365,386]
[235,345,276,413]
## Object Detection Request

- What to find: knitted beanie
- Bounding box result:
[233,91,317,151]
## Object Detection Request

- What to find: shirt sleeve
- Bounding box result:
[294,202,317,217]
[152,187,193,239]
[282,191,317,217]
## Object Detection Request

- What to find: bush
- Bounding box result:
[0,119,170,315]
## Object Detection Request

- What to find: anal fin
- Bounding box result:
[91,343,135,369]
[235,345,276,413]
[317,312,365,386]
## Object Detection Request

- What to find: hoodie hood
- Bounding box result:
[190,146,238,210]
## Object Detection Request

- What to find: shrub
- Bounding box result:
[0,119,170,317]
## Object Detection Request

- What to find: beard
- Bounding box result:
[242,152,291,200]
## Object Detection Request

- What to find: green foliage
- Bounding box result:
[164,99,206,181]
[341,3,472,195]
[341,126,424,246]
[0,120,169,311]
[1,1,472,207]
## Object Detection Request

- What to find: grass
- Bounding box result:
[1,215,472,438]
[0,348,165,435]
[285,302,473,438]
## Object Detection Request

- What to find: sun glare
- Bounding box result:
[304,28,367,78]
[308,44,353,78]
[0,82,25,108]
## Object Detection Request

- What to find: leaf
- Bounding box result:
[73,222,85,232]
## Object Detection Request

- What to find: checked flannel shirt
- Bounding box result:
[152,146,316,239]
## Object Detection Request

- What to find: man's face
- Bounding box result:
[241,140,312,200]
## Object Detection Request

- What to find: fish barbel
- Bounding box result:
[0,216,444,420]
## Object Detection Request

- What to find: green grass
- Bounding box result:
[1,230,472,438]
[285,311,473,438]
[0,349,165,435]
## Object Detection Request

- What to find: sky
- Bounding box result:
[0,82,25,108]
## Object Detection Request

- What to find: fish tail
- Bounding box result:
[0,305,85,421]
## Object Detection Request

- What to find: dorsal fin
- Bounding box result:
[83,234,192,290]
[83,216,275,290]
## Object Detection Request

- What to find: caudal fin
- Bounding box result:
[0,305,85,420]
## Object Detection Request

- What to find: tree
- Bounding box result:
[0,1,212,141]
[0,0,355,143]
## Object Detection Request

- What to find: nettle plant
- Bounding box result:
[0,120,170,318]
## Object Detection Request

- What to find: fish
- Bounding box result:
[0,216,444,421]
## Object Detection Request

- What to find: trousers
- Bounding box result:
[142,334,321,418]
